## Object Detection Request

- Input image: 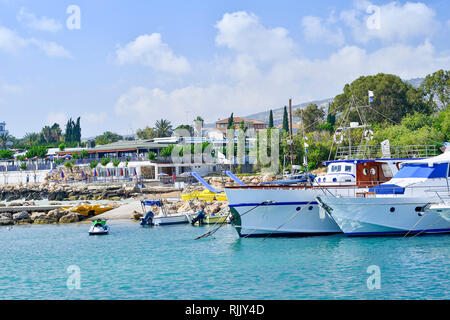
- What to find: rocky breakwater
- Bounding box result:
[0,201,121,226]
[0,183,142,202]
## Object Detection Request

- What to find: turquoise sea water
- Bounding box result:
[0,221,449,300]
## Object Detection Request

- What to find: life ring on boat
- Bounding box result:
[333,131,344,144]
[363,129,373,141]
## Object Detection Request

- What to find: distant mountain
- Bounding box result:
[405,77,424,88]
[243,98,333,126]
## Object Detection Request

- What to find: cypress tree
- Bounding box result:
[227,113,234,129]
[268,110,274,128]
[282,106,289,132]
[75,117,81,143]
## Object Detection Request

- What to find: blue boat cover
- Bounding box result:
[141,200,163,207]
[394,163,449,179]
[369,184,405,194]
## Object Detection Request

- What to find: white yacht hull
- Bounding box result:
[317,196,450,236]
[225,188,342,237]
[427,203,450,223]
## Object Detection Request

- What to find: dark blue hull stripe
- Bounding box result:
[346,228,450,236]
[229,201,318,208]
[156,221,189,225]
[240,231,340,238]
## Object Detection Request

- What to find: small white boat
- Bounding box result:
[154,211,196,225]
[140,200,196,226]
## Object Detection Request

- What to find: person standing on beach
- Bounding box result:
[26,174,29,184]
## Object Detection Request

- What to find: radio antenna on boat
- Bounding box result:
[327,94,373,161]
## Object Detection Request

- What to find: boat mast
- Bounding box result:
[288,98,294,169]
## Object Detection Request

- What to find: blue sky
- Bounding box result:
[0,0,449,139]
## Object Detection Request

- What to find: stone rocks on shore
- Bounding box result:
[59,212,82,223]
[0,213,13,225]
[13,211,32,224]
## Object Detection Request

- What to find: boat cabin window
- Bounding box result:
[370,168,376,176]
[344,165,352,172]
[381,164,393,178]
[331,165,342,172]
[362,168,369,176]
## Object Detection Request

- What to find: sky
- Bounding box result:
[0,0,449,139]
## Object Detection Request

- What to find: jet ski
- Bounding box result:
[89,219,109,235]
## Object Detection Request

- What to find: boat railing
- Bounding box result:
[335,144,438,160]
[318,183,450,198]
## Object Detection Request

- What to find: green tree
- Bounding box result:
[0,149,14,159]
[59,143,66,151]
[282,106,289,132]
[329,73,431,124]
[100,157,111,166]
[0,132,11,149]
[160,145,174,158]
[95,132,123,145]
[80,150,88,159]
[268,110,274,128]
[25,146,48,158]
[294,104,325,132]
[89,160,98,169]
[112,158,121,167]
[155,119,173,137]
[41,123,62,144]
[23,132,40,147]
[421,69,449,111]
[136,126,157,139]
[147,151,157,161]
[227,113,234,129]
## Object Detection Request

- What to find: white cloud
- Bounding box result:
[341,1,438,43]
[215,11,296,62]
[115,33,191,74]
[46,112,67,127]
[0,25,28,54]
[0,25,71,58]
[17,7,62,32]
[29,39,72,58]
[113,10,450,129]
[82,112,108,124]
[302,16,345,46]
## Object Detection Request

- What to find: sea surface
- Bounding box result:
[0,221,449,300]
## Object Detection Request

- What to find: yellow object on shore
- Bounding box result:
[66,204,113,217]
[181,189,228,201]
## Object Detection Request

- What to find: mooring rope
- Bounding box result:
[262,198,318,241]
[194,201,268,240]
[403,205,430,238]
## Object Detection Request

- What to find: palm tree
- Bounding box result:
[155,119,173,137]
[24,132,40,147]
[0,132,11,149]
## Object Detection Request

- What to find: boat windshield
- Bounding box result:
[393,163,449,179]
